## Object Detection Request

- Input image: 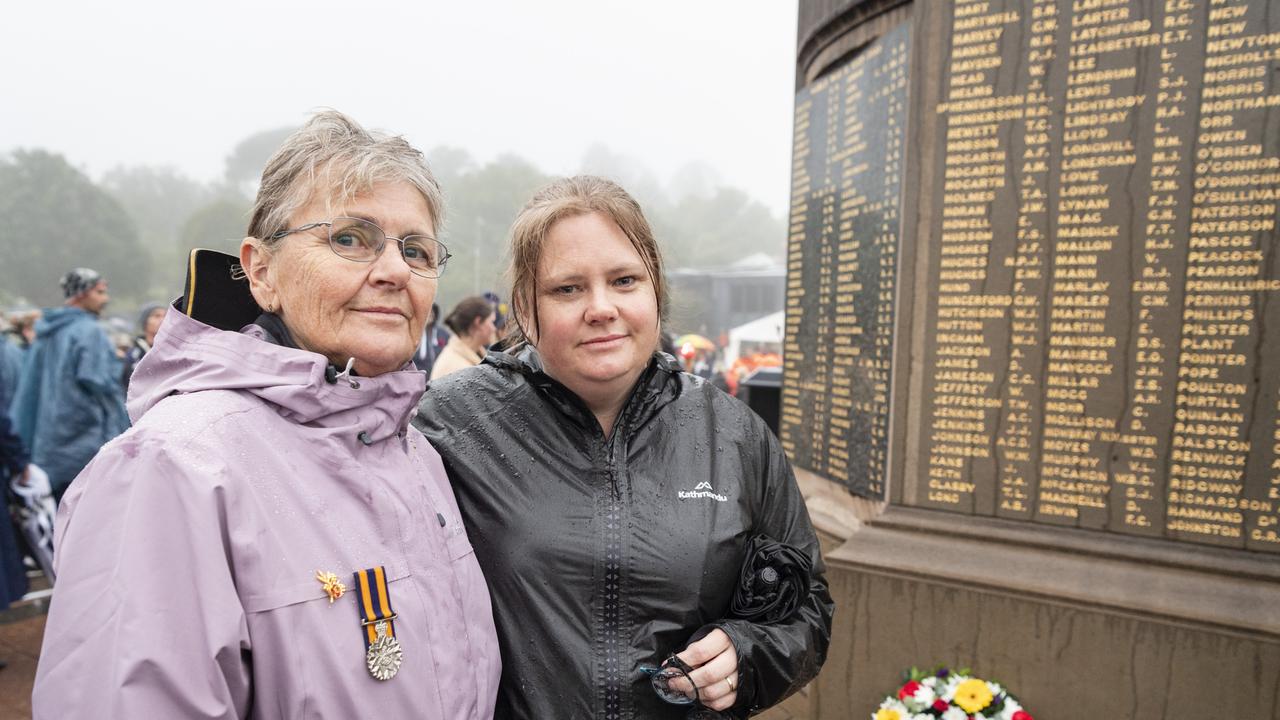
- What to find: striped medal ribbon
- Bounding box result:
[353,566,403,681]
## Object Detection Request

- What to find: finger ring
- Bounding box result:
[726,674,736,691]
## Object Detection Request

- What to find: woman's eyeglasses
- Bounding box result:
[271,217,451,279]
[640,656,731,719]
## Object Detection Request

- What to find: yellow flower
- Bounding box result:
[954,678,994,713]
[874,709,902,720]
[314,570,346,604]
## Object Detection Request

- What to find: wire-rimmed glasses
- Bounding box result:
[271,216,451,279]
[640,655,731,719]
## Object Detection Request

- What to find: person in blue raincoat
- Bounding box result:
[0,322,25,404]
[9,269,129,502]
[0,409,31,605]
[0,331,32,606]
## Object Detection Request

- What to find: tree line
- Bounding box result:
[0,128,785,315]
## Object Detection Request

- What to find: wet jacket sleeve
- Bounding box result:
[71,324,125,399]
[710,426,834,717]
[32,434,251,719]
[0,341,23,410]
[0,412,27,478]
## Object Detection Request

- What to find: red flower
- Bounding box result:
[1012,712,1033,720]
[897,680,921,701]
[932,699,949,712]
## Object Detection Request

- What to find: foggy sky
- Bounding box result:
[0,1,799,214]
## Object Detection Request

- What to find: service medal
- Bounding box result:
[353,566,403,681]
[366,620,403,681]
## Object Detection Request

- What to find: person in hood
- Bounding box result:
[34,110,500,719]
[0,320,33,605]
[119,300,166,393]
[0,406,31,606]
[430,295,498,381]
[414,176,833,719]
[8,268,128,502]
[0,328,25,413]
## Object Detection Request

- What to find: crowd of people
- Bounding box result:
[2,110,830,719]
[1,269,136,611]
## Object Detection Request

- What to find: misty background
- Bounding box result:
[0,1,799,324]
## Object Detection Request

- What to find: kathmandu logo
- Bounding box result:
[678,480,728,502]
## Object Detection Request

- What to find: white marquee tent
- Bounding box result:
[724,310,785,366]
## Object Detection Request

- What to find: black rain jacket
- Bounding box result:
[413,347,833,719]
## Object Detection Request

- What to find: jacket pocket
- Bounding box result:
[444,528,476,562]
[239,566,420,719]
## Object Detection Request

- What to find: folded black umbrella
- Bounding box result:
[728,534,812,624]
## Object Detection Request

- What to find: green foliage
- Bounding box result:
[576,144,784,271]
[180,198,252,256]
[579,144,666,207]
[0,150,149,307]
[905,664,973,682]
[426,146,477,186]
[0,127,785,328]
[658,187,784,269]
[427,144,785,312]
[434,153,549,307]
[224,126,297,189]
[101,165,213,300]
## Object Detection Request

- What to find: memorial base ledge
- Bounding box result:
[823,504,1280,641]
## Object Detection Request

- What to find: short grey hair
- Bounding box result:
[247,110,444,245]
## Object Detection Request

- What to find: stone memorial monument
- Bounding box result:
[785,0,1280,716]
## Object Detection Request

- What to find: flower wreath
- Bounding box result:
[872,666,1034,720]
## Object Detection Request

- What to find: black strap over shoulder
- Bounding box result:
[173,249,262,331]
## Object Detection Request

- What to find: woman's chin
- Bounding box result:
[352,357,408,377]
[337,345,412,377]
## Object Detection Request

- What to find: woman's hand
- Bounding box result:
[675,628,739,712]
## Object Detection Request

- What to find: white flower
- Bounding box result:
[875,697,910,718]
[909,683,937,707]
[875,696,916,717]
[921,676,939,690]
[941,707,968,720]
[987,681,1004,697]
[997,698,1023,720]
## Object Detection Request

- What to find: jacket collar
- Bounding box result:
[129,308,426,445]
[484,345,683,435]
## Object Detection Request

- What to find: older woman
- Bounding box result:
[414,176,832,719]
[429,295,498,381]
[34,112,500,719]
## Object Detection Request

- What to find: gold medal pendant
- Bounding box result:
[365,620,403,681]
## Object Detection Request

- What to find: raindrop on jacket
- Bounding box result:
[34,308,501,719]
[414,346,833,719]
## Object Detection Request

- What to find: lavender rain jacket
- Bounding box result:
[33,308,500,719]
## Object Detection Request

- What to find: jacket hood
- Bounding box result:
[128,308,426,443]
[34,307,95,337]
